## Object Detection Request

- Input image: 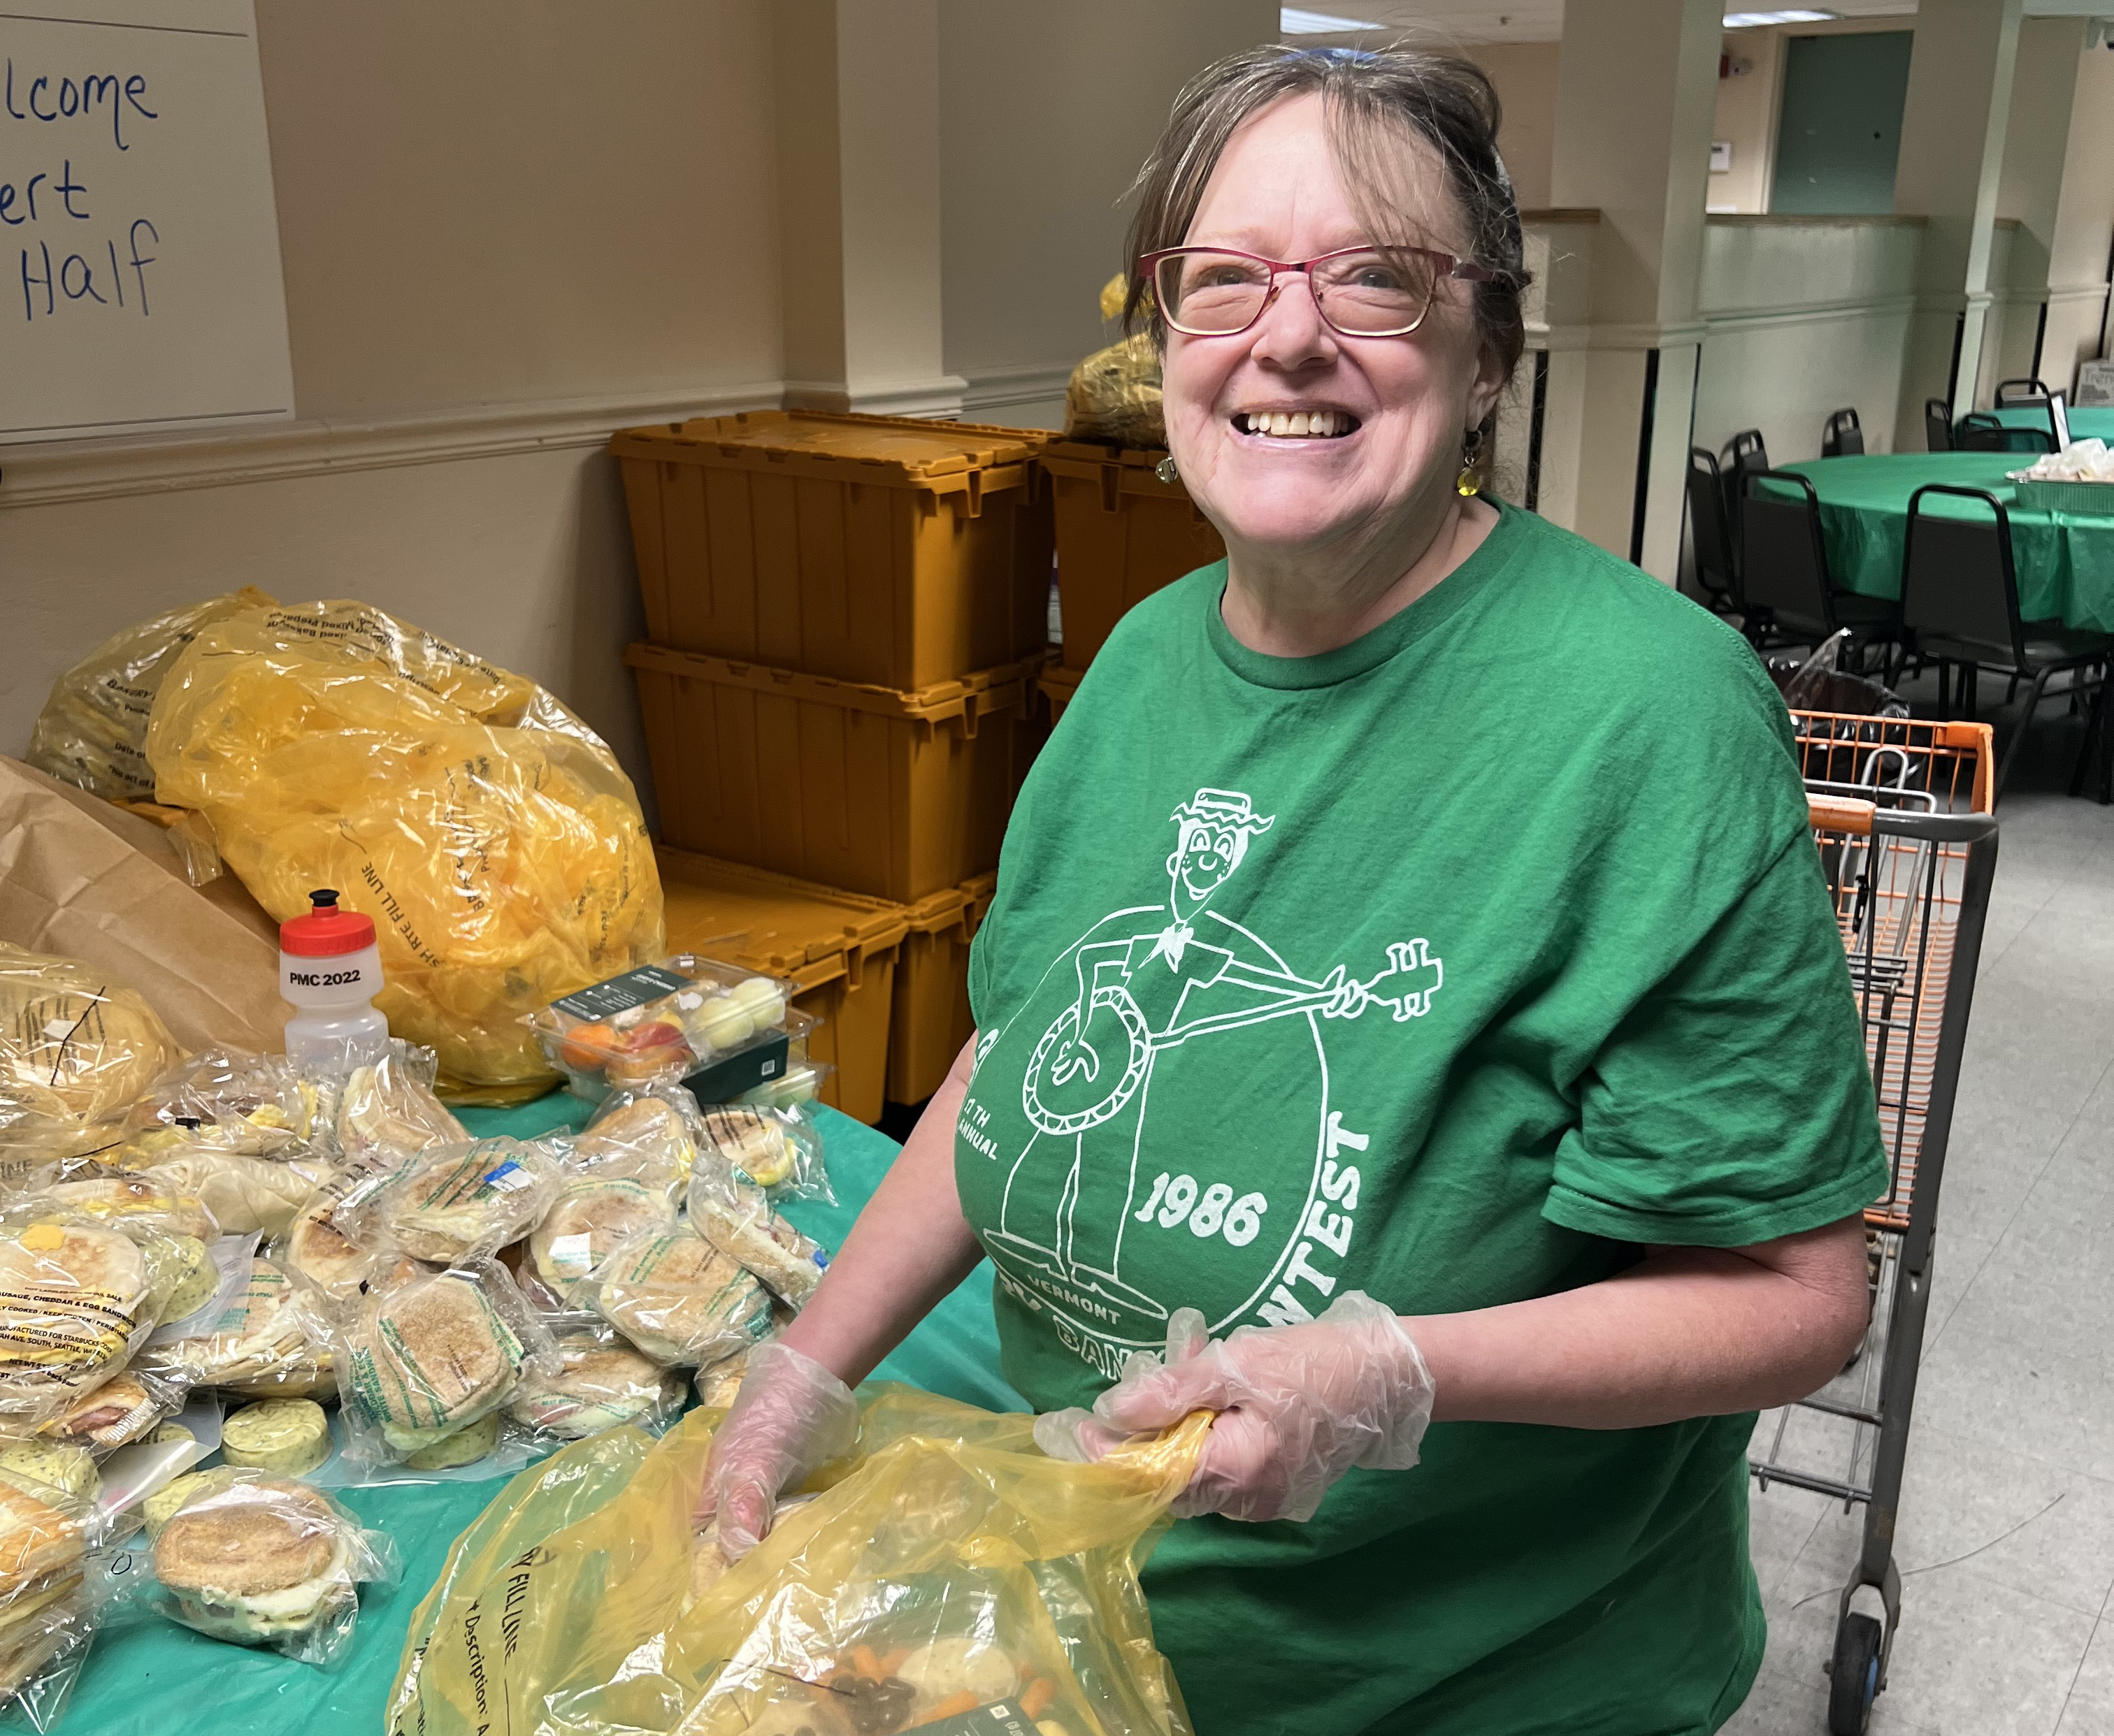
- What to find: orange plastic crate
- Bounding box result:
[1041,441,1224,670]
[888,869,998,1105]
[628,645,1040,904]
[614,411,1055,690]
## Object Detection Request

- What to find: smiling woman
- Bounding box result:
[696,42,1887,1736]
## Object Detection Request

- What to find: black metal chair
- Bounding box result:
[1720,428,1771,549]
[1994,378,2050,407]
[1740,470,1900,674]
[1925,399,1953,452]
[1686,447,1741,619]
[1821,407,1864,457]
[1956,412,2054,454]
[1899,484,2114,800]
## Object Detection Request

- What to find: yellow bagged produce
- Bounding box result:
[1063,275,1165,449]
[24,588,276,802]
[387,1388,1209,1736]
[143,600,665,1097]
[0,945,181,1171]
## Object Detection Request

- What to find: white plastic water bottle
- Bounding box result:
[280,888,390,1069]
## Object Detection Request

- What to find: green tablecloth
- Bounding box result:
[1774,453,2114,632]
[65,1099,1016,1735]
[1987,403,2114,441]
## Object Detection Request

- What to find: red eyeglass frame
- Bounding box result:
[1140,243,1497,338]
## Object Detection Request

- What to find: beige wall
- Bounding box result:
[1,0,786,797]
[1709,32,1779,213]
[938,0,1277,427]
[264,0,782,418]
[1461,42,1560,214]
[2041,34,2114,394]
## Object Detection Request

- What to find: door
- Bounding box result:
[1769,31,1913,216]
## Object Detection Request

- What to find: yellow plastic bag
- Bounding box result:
[144,600,665,1097]
[1063,275,1165,449]
[25,588,277,802]
[389,1387,1209,1736]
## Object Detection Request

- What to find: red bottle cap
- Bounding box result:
[280,889,377,957]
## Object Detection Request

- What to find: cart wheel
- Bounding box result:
[1827,1612,1883,1735]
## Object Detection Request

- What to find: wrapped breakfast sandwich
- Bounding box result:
[41,1371,175,1454]
[328,1042,466,1166]
[508,1330,684,1442]
[342,1138,562,1266]
[589,1223,772,1368]
[687,1169,830,1309]
[564,1084,703,1201]
[138,1258,324,1396]
[694,1103,831,1206]
[0,1215,168,1426]
[0,944,182,1172]
[273,1162,389,1305]
[0,1470,94,1729]
[333,1258,556,1466]
[526,1176,675,1308]
[110,1050,336,1237]
[147,1471,399,1665]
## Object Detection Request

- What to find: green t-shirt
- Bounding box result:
[958,502,1888,1736]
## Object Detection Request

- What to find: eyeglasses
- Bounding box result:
[1141,244,1495,339]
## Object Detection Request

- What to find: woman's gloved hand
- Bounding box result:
[696,1341,859,1558]
[1033,1292,1434,1524]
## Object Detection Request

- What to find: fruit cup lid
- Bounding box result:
[280,889,378,958]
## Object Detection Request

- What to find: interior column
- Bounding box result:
[1541,0,1722,582]
[1892,0,2024,430]
[772,0,963,417]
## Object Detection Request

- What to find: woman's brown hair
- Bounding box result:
[1124,44,1529,385]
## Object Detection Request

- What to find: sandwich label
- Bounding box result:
[482,1161,533,1195]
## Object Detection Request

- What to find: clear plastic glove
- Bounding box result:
[1033,1292,1434,1524]
[696,1341,859,1558]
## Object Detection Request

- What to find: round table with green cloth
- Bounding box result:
[62,1098,1012,1736]
[1773,452,2114,632]
[1985,403,2114,442]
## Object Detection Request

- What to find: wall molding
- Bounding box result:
[1529,321,1708,353]
[959,362,1074,419]
[1699,293,1919,334]
[0,380,786,510]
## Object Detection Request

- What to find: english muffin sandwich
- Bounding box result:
[510,1336,682,1438]
[592,1225,771,1367]
[0,1221,154,1419]
[363,1138,560,1265]
[527,1178,673,1301]
[151,1475,366,1654]
[341,1267,542,1457]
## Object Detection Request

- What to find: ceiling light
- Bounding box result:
[1723,10,1835,24]
[1281,7,1384,32]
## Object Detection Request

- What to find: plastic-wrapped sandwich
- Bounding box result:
[349,1138,561,1265]
[0,944,181,1172]
[330,1043,466,1164]
[526,1177,673,1303]
[44,1372,169,1453]
[336,1261,554,1461]
[34,1177,216,1245]
[696,1104,831,1203]
[149,1473,399,1665]
[565,1089,700,1199]
[590,1224,771,1367]
[510,1334,683,1440]
[139,1259,321,1394]
[275,1164,386,1304]
[0,1475,92,1725]
[0,1219,161,1424]
[688,1174,830,1308]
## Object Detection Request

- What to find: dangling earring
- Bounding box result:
[1155,454,1180,484]
[1455,428,1485,499]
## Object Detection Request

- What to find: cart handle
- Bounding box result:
[1808,795,1876,835]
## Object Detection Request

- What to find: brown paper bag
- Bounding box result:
[0,757,283,1053]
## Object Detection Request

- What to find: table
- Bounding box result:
[1773,453,2114,632]
[64,1099,1015,1736]
[1985,403,2114,442]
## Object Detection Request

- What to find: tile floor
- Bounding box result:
[1725,685,2114,1736]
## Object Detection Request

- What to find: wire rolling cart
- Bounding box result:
[1748,711,1999,1736]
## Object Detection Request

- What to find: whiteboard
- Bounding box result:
[0,0,292,444]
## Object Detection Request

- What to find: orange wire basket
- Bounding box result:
[1790,712,1994,1236]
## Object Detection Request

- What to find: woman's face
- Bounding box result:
[1160,92,1504,572]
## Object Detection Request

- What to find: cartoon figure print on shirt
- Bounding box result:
[961,788,1444,1381]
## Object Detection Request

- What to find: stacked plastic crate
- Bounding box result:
[1035,442,1225,720]
[612,412,1055,1121]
